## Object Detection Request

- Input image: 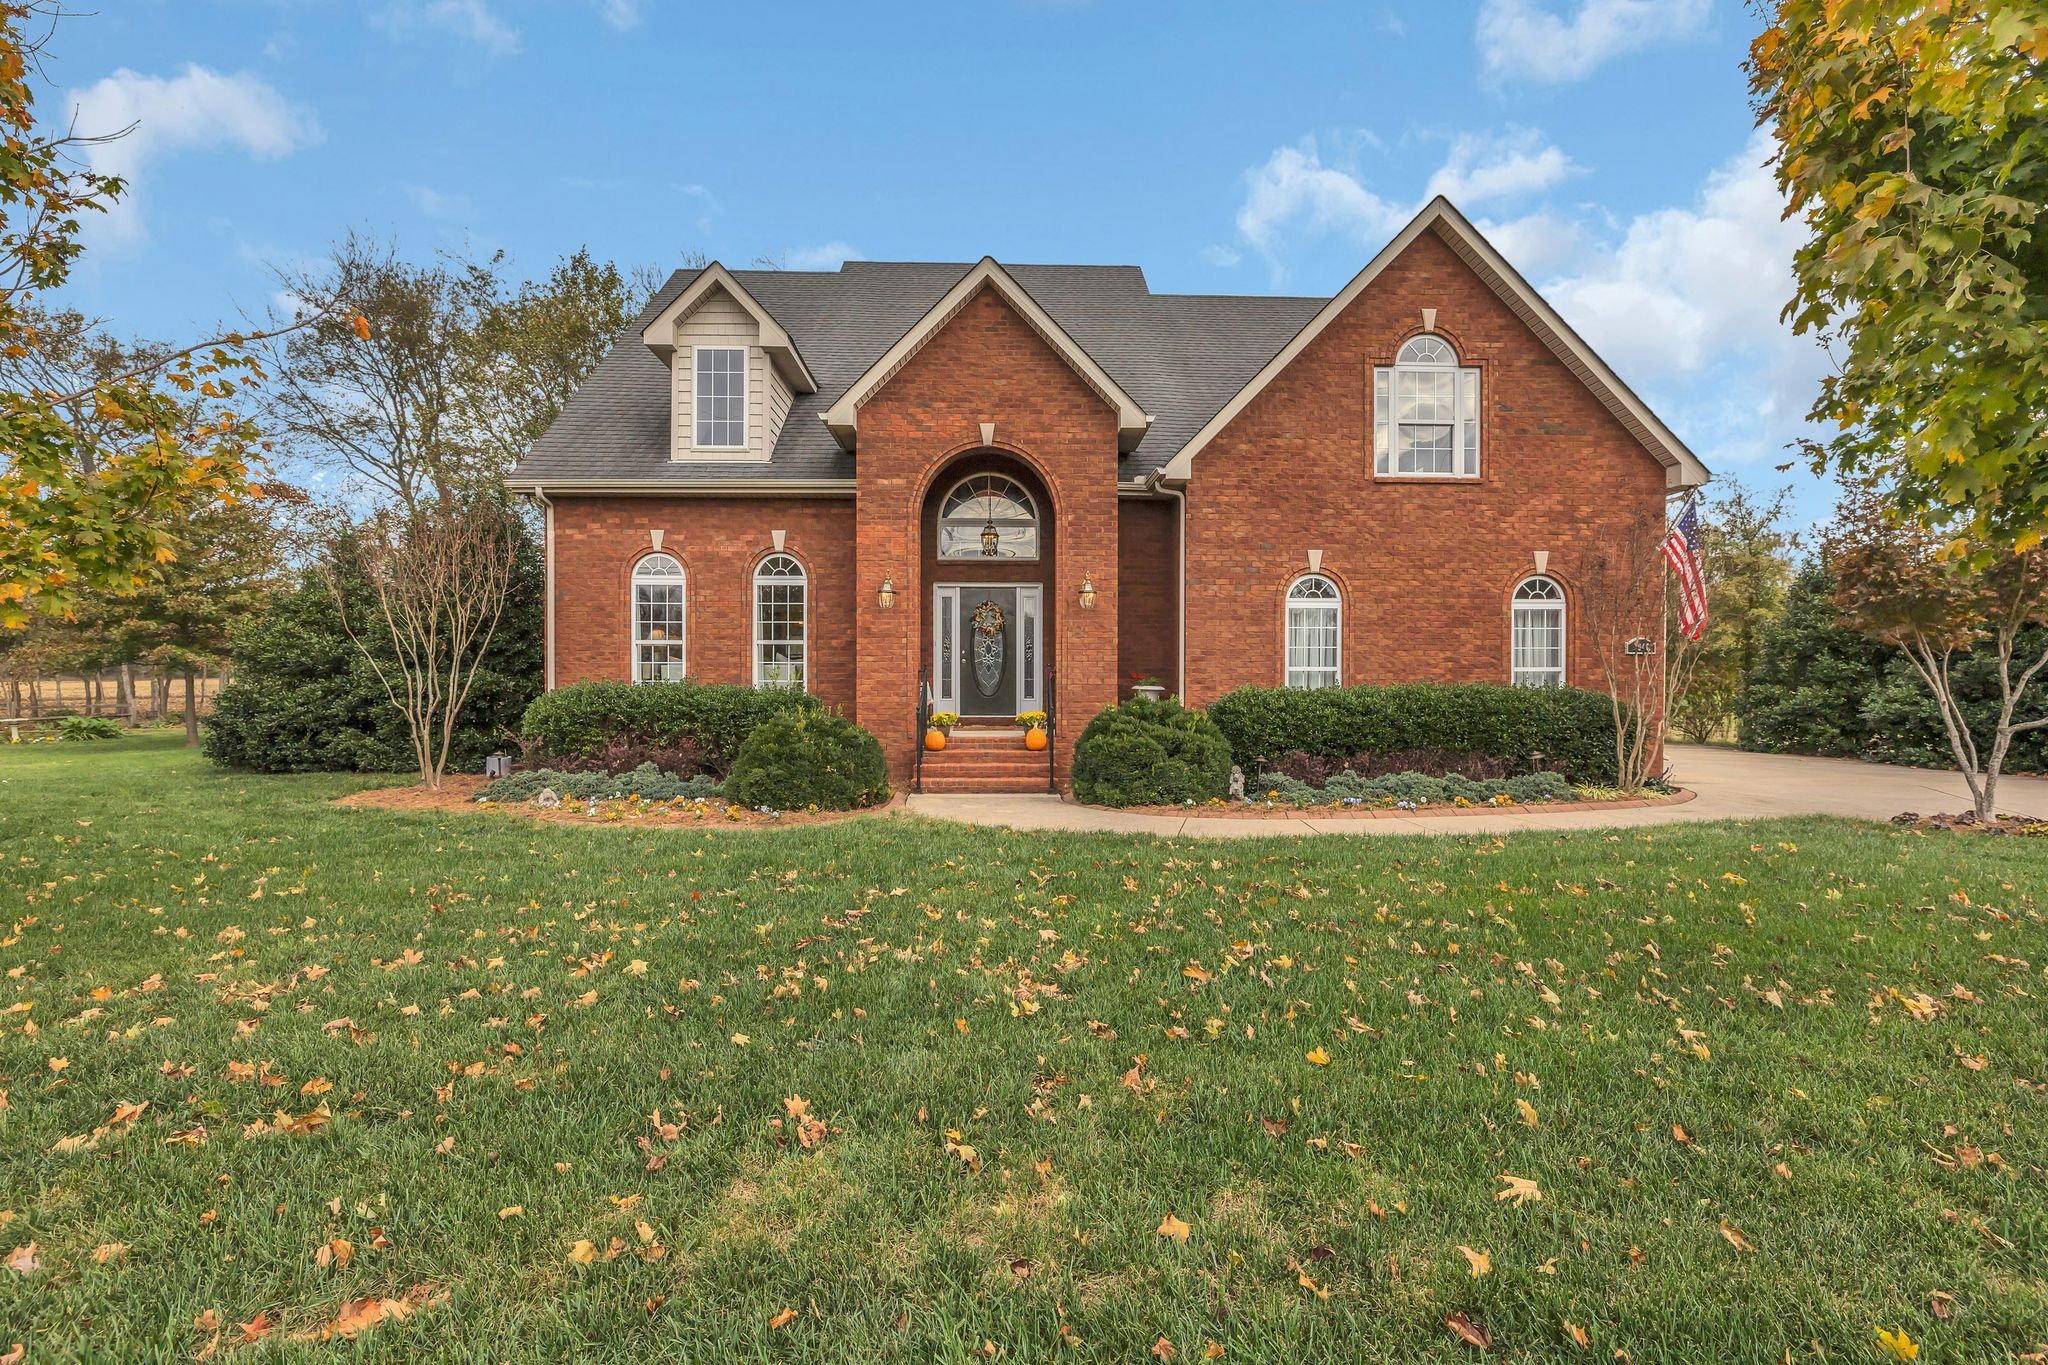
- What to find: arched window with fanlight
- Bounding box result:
[1284,574,1342,690]
[1511,575,1566,688]
[1374,334,1480,478]
[631,552,686,683]
[752,553,807,690]
[938,474,1040,560]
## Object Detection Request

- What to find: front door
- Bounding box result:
[933,584,1043,720]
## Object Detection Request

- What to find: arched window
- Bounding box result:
[752,553,807,690]
[938,474,1040,560]
[1374,333,1480,478]
[1511,575,1566,688]
[1284,574,1342,690]
[631,552,686,683]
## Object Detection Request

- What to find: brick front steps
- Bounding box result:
[918,728,1053,794]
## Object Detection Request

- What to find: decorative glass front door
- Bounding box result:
[932,584,1042,719]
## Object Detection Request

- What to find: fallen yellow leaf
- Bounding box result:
[1457,1244,1491,1277]
[1157,1212,1192,1244]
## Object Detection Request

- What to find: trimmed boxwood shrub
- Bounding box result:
[1251,769,1576,807]
[722,711,891,811]
[519,679,820,776]
[1071,697,1233,807]
[1206,682,1623,784]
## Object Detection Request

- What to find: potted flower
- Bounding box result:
[925,711,959,751]
[1016,710,1048,750]
[1128,673,1167,703]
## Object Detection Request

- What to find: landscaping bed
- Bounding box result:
[1104,787,1697,819]
[338,773,895,828]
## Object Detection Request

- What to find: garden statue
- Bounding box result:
[533,788,560,809]
[1228,765,1245,803]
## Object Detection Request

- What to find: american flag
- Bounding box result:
[1662,499,1708,641]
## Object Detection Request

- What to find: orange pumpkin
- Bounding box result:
[924,728,948,752]
[1024,726,1048,752]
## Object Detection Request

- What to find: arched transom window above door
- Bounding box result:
[938,474,1040,560]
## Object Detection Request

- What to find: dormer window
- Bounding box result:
[1374,334,1479,478]
[694,346,747,449]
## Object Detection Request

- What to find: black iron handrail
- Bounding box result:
[915,681,932,794]
[1044,667,1057,794]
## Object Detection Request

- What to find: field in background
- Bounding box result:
[0,735,2042,1361]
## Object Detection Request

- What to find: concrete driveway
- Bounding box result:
[902,745,2048,837]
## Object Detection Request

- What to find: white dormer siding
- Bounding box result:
[669,286,791,462]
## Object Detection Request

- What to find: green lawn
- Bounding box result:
[2,734,2044,1362]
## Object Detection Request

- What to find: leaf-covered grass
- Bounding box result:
[2,733,2044,1361]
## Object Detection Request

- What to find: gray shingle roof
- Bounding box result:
[509,261,1324,487]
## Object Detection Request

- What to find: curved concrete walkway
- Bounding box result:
[903,745,2048,837]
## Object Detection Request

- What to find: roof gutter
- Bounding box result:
[505,479,856,498]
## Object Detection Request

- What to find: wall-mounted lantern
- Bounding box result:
[1078,575,1097,610]
[878,575,897,610]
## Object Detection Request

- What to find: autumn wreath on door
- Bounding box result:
[970,598,1006,698]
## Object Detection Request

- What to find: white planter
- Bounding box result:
[1131,685,1166,702]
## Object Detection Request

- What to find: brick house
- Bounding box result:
[509,198,1708,792]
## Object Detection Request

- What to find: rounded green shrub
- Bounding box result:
[57,716,122,741]
[519,679,819,775]
[1071,697,1233,807]
[722,710,891,811]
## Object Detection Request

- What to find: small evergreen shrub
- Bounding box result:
[516,738,705,779]
[722,711,890,811]
[1071,697,1233,807]
[57,716,122,741]
[1249,769,1576,808]
[1207,682,1622,784]
[479,763,722,804]
[519,680,819,775]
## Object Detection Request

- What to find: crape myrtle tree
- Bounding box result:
[1578,507,1678,794]
[1823,477,2048,823]
[1749,1,2048,558]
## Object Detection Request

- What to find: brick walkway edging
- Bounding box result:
[1078,788,1698,822]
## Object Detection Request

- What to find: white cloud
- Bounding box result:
[1427,129,1579,205]
[1537,130,1826,469]
[65,65,320,244]
[595,0,643,28]
[1234,138,1410,263]
[1199,243,1241,268]
[784,241,862,270]
[1233,128,1575,280]
[407,184,471,219]
[378,0,520,57]
[1473,210,1583,278]
[1476,0,1710,85]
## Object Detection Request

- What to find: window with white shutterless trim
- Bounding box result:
[1511,575,1566,688]
[1374,334,1479,477]
[1284,574,1342,690]
[631,553,686,683]
[693,346,747,448]
[752,554,807,690]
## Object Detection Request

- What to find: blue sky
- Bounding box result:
[45,0,1825,519]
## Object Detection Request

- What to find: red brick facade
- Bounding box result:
[539,231,1672,792]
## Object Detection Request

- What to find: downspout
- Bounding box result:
[531,487,556,692]
[1153,473,1188,701]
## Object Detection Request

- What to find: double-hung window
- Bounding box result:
[1284,574,1342,690]
[1374,334,1479,477]
[1511,575,1566,687]
[632,553,687,683]
[694,346,747,449]
[752,554,807,690]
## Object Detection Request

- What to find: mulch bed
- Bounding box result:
[337,774,899,828]
[1891,810,2046,836]
[1106,789,1697,820]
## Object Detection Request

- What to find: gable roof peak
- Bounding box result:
[638,261,818,394]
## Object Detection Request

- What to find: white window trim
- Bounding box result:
[751,553,809,692]
[691,344,749,452]
[1374,334,1481,480]
[936,472,1042,562]
[631,553,687,684]
[1511,575,1566,688]
[1284,574,1343,690]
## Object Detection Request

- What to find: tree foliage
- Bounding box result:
[0,6,340,627]
[1748,1,2048,554]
